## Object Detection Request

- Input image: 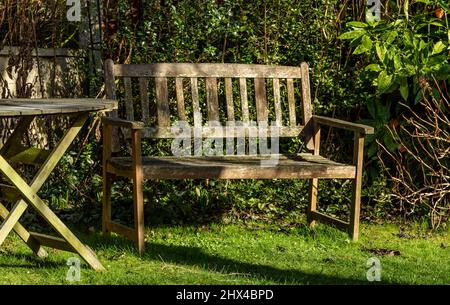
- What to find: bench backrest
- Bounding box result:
[104,59,314,149]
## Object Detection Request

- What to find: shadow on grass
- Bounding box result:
[141,242,383,285]
[0,252,65,269]
[96,234,387,285]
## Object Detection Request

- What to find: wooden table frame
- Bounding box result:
[0,99,116,271]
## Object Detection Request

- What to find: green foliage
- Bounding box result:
[341,0,450,225]
[340,1,450,101]
[109,0,371,113]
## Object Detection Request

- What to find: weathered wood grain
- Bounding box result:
[224,78,234,121]
[30,232,75,253]
[206,78,220,122]
[350,134,365,241]
[139,78,150,123]
[123,77,134,120]
[191,78,201,127]
[287,78,296,126]
[273,78,282,126]
[113,63,303,78]
[254,78,268,123]
[0,99,117,116]
[155,77,170,127]
[136,125,303,139]
[313,115,374,134]
[239,78,249,123]
[175,77,186,121]
[107,154,356,180]
[131,129,144,253]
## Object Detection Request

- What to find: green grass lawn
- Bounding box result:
[0,221,449,285]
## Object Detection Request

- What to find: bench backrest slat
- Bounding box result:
[190,77,201,128]
[287,78,296,127]
[254,78,268,123]
[239,78,250,123]
[123,77,134,121]
[105,60,313,142]
[175,77,186,121]
[111,63,303,78]
[273,78,282,126]
[139,78,150,124]
[155,77,170,127]
[205,77,219,122]
[224,78,234,121]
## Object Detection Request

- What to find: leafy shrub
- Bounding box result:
[340,0,450,227]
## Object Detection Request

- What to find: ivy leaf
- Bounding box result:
[353,35,373,55]
[365,64,382,72]
[362,35,373,50]
[339,30,366,40]
[353,45,367,55]
[384,30,398,44]
[347,21,368,28]
[432,41,446,55]
[394,54,402,70]
[429,21,444,27]
[377,70,394,94]
[376,43,386,62]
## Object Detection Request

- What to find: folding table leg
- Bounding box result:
[0,114,88,252]
[0,113,104,270]
[0,116,34,156]
[0,200,28,245]
[0,116,47,256]
[0,202,47,257]
[0,153,105,271]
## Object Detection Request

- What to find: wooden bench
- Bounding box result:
[102,59,374,253]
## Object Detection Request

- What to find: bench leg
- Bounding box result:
[349,178,361,241]
[131,130,145,254]
[307,178,318,227]
[102,122,113,237]
[132,175,144,254]
[308,121,320,228]
[102,173,113,237]
[349,134,364,241]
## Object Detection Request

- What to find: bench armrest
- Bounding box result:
[312,115,374,135]
[101,117,145,130]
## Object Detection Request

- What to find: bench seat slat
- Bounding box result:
[106,154,355,180]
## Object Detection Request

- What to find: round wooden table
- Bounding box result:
[0,98,117,271]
